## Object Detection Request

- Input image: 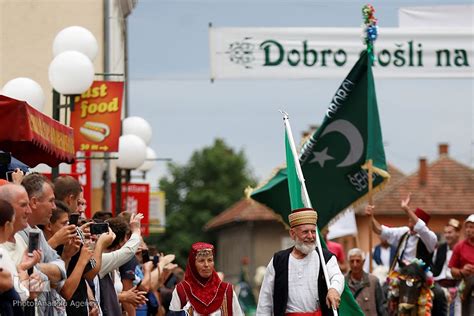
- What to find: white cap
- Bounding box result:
[466,214,474,224]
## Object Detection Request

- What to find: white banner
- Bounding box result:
[209,27,474,79]
[399,5,474,28]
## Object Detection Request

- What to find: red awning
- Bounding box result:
[0,95,75,167]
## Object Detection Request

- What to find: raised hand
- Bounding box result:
[365,204,375,216]
[79,221,92,240]
[142,261,154,272]
[11,168,24,184]
[130,213,144,234]
[96,227,116,248]
[62,237,82,261]
[78,243,94,266]
[401,193,412,211]
[50,224,77,247]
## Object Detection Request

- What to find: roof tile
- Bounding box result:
[205,198,282,230]
[363,157,474,215]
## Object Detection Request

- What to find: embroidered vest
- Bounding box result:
[176,282,233,316]
[272,247,335,316]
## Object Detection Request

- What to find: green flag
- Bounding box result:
[283,115,365,316]
[285,129,305,210]
[252,50,389,229]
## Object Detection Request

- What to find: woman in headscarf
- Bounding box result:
[169,242,243,316]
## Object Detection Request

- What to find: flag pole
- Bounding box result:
[368,159,374,272]
[281,111,338,316]
[362,4,378,273]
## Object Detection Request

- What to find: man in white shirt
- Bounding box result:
[433,218,461,316]
[0,184,43,269]
[365,194,447,316]
[372,239,396,269]
[256,208,344,316]
[365,194,437,269]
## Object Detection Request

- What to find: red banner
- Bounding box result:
[0,95,75,167]
[71,152,92,218]
[111,183,150,236]
[70,81,124,152]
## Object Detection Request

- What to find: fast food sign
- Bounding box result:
[70,81,124,152]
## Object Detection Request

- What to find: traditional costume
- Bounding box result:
[383,208,447,316]
[382,208,437,269]
[169,242,243,316]
[256,208,344,316]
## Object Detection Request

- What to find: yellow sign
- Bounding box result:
[149,191,166,233]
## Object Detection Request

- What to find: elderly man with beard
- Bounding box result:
[256,208,344,316]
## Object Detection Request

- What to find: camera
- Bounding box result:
[69,213,80,226]
[28,230,40,255]
[152,254,159,268]
[90,222,109,235]
[141,249,150,263]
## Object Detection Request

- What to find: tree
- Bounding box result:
[154,138,256,267]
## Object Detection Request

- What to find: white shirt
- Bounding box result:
[379,247,391,267]
[169,287,244,316]
[0,234,27,265]
[256,250,344,315]
[99,232,140,279]
[380,219,437,264]
[434,247,454,281]
[0,247,30,301]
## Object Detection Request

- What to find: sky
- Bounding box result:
[127,0,473,189]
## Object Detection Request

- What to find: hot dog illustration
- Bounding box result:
[80,121,110,142]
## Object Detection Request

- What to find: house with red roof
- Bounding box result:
[356,144,474,253]
[205,143,473,282]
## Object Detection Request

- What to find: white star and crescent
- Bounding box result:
[309,119,364,168]
[309,147,334,167]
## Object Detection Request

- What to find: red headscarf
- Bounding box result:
[177,242,230,315]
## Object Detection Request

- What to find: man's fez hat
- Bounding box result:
[288,207,318,228]
[415,207,431,224]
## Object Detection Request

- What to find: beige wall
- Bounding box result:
[0,0,104,117]
[253,221,288,268]
[215,222,253,283]
[214,221,288,285]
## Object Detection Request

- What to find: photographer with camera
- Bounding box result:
[95,213,147,315]
[53,175,115,315]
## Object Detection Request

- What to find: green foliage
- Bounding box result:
[154,138,256,267]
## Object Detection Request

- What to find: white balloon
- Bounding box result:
[122,116,152,145]
[53,26,98,61]
[48,51,94,95]
[117,134,147,169]
[138,147,157,171]
[1,77,45,111]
